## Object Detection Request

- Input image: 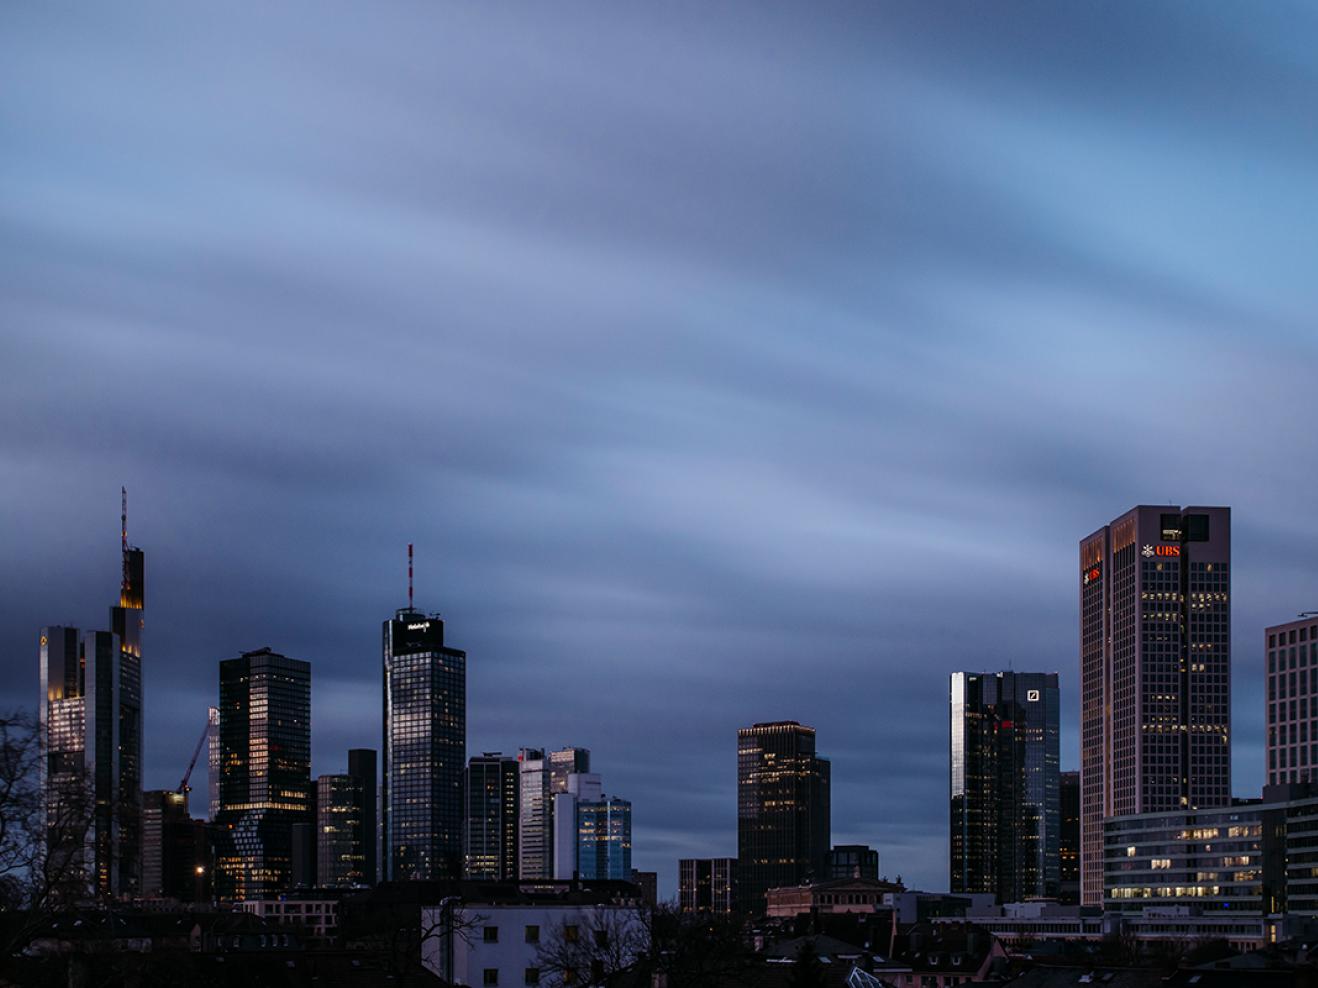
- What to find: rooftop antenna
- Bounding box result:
[121,486,129,595]
[408,543,414,610]
[1300,612,1318,619]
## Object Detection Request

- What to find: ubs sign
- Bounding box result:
[1141,544,1180,558]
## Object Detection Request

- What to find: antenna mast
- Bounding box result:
[408,543,414,610]
[121,486,129,595]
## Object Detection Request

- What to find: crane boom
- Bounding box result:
[178,717,210,795]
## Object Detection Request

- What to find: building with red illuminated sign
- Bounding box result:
[1078,505,1231,906]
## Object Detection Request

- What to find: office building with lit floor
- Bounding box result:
[1079,505,1231,904]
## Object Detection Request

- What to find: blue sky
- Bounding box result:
[4,2,1318,897]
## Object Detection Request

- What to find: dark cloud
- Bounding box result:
[4,2,1318,899]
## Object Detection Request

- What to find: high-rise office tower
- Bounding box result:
[39,628,120,896]
[347,748,378,885]
[518,748,550,879]
[949,671,1060,903]
[1079,505,1231,905]
[553,772,602,880]
[549,747,591,793]
[207,706,220,821]
[141,789,202,900]
[577,795,631,881]
[108,489,144,896]
[736,721,830,914]
[211,648,312,899]
[36,494,146,899]
[317,774,366,887]
[382,569,466,882]
[1059,770,1080,905]
[465,753,519,880]
[679,858,737,914]
[1265,616,1318,787]
[518,746,590,879]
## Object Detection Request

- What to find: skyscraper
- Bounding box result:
[518,746,590,879]
[347,748,378,885]
[1059,770,1080,905]
[553,771,602,880]
[736,721,830,914]
[211,648,312,900]
[1265,616,1318,787]
[109,489,145,896]
[465,752,519,880]
[142,789,205,901]
[317,774,366,887]
[37,495,146,898]
[518,747,550,879]
[949,670,1060,903]
[207,705,220,821]
[1079,505,1231,904]
[577,795,631,881]
[383,594,466,881]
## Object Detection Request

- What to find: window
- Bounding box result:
[483,926,499,943]
[564,925,579,943]
[524,925,540,943]
[483,970,499,986]
[524,970,540,986]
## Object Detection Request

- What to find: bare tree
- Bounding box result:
[0,710,97,971]
[535,902,652,987]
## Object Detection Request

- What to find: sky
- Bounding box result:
[4,2,1318,899]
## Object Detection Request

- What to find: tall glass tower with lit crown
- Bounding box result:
[383,594,467,881]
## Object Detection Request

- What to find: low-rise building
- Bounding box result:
[418,881,648,987]
[764,877,905,919]
[234,890,347,943]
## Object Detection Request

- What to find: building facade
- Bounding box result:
[317,773,366,887]
[828,844,879,881]
[1059,769,1080,904]
[678,857,737,914]
[736,721,830,914]
[1080,505,1231,904]
[465,752,520,880]
[1266,616,1318,787]
[37,505,146,899]
[207,705,220,821]
[949,670,1060,903]
[577,795,632,881]
[212,648,312,900]
[141,789,206,901]
[347,748,378,886]
[382,608,466,881]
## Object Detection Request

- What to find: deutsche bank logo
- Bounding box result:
[1027,689,1040,702]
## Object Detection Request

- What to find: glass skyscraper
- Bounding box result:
[1080,506,1231,904]
[736,721,830,914]
[37,499,145,898]
[577,795,631,880]
[383,608,466,881]
[211,648,312,900]
[317,773,366,886]
[949,670,1060,903]
[465,752,519,880]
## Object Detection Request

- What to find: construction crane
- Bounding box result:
[178,717,211,796]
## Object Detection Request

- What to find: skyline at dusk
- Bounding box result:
[7,3,1318,902]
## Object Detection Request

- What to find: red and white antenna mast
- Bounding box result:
[408,542,414,610]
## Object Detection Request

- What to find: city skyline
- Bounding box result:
[7,3,1318,902]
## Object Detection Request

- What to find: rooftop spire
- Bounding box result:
[121,486,129,596]
[408,542,414,610]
